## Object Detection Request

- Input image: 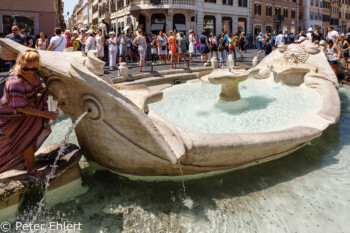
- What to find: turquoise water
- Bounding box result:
[149,79,322,133]
[9,86,350,232]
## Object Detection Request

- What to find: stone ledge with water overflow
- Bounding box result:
[0,39,341,180]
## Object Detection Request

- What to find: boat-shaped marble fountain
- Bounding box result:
[0,39,340,178]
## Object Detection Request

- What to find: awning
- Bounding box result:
[175,24,188,31]
[150,24,164,31]
[136,24,144,29]
[123,26,130,32]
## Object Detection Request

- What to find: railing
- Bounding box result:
[130,0,195,6]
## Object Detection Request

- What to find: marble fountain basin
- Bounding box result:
[0,39,341,178]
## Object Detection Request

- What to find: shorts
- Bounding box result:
[119,47,127,57]
[328,60,337,65]
[343,52,349,58]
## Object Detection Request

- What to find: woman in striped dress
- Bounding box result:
[133,29,147,72]
[0,49,59,177]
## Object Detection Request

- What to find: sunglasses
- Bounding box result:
[22,67,38,71]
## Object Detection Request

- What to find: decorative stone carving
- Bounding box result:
[282,43,309,63]
[0,38,341,177]
[198,68,249,102]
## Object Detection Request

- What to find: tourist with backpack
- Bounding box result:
[218,33,227,66]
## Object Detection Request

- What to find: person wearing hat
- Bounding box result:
[209,32,218,59]
[311,27,323,42]
[119,31,129,65]
[318,40,326,52]
[72,30,81,51]
[82,30,96,54]
[108,31,118,70]
[63,29,72,47]
[47,27,67,52]
[306,27,313,40]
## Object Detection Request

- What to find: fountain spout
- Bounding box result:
[199,68,249,102]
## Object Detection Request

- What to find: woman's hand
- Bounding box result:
[45,111,59,120]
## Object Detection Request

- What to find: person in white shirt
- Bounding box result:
[327,26,340,45]
[275,31,285,47]
[83,30,96,53]
[306,27,313,40]
[47,27,67,52]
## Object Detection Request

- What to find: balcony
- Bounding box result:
[274,14,285,23]
[129,0,196,11]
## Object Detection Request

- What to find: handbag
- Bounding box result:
[229,45,235,50]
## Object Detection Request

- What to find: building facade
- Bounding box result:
[330,0,340,31]
[301,0,322,31]
[69,0,349,36]
[0,0,64,35]
[71,0,250,36]
[251,0,299,35]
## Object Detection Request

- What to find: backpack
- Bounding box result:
[218,39,226,51]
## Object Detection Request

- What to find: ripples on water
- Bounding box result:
[13,86,350,233]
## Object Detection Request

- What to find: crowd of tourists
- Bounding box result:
[2,25,350,74]
[254,26,350,77]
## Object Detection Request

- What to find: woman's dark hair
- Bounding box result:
[179,32,184,37]
[327,41,334,46]
[201,30,207,35]
[98,29,102,33]
[54,27,62,35]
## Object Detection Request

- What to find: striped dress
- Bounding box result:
[0,74,50,173]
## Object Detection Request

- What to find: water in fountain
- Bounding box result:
[10,86,350,232]
[32,111,88,223]
[178,161,193,209]
[149,78,322,133]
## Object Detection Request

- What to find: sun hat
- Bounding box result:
[86,30,93,34]
[73,30,79,34]
[65,30,71,33]
[308,27,313,32]
[319,40,326,45]
[80,28,86,32]
[109,31,115,35]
